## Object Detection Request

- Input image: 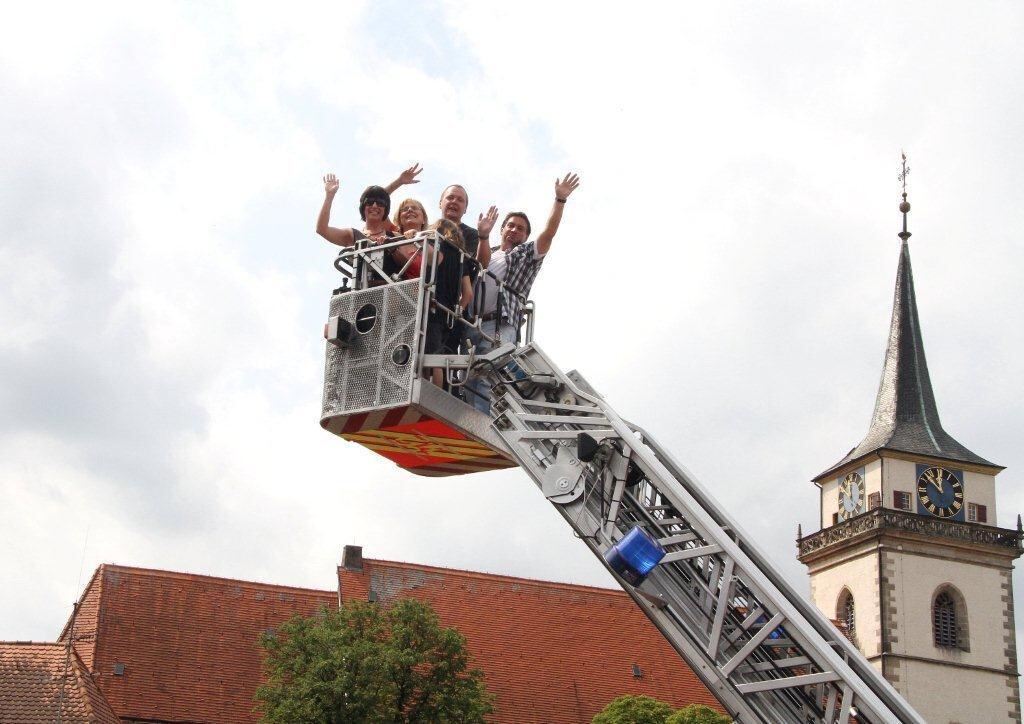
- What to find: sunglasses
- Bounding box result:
[364,198,387,208]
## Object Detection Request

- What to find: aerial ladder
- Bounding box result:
[320,234,926,724]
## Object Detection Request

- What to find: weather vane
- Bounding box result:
[898,151,911,198]
[898,151,911,243]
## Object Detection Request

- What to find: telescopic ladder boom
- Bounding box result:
[469,342,924,724]
[320,236,925,724]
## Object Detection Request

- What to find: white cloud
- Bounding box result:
[2,1,1023,680]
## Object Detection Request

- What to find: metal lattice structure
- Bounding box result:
[320,236,925,722]
[472,343,924,724]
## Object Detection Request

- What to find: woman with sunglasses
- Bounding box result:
[317,173,429,288]
[316,173,399,247]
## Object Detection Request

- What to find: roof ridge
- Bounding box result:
[98,562,335,594]
[59,564,103,643]
[358,558,623,597]
[70,650,99,723]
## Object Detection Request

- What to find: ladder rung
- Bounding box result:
[661,545,723,563]
[735,670,841,695]
[740,655,813,673]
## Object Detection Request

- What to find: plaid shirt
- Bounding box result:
[500,240,545,326]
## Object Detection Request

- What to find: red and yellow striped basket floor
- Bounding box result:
[333,406,516,477]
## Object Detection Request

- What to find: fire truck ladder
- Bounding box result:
[321,236,924,723]
[471,342,924,724]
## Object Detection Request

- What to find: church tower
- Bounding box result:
[797,158,1022,724]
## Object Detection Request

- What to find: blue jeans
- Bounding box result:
[465,318,517,413]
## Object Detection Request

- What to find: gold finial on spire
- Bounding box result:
[898,151,912,243]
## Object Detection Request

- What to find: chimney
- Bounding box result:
[338,545,371,605]
[342,545,364,571]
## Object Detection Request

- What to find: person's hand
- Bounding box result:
[477,205,498,237]
[397,163,423,187]
[323,173,340,196]
[404,228,418,239]
[554,172,580,201]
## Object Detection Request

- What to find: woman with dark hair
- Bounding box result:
[316,174,398,247]
[317,175,415,285]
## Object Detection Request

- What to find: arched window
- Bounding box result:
[932,586,969,651]
[837,588,856,640]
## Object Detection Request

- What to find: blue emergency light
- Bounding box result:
[604,526,666,585]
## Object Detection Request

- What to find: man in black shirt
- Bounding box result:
[384,166,496,361]
[437,184,502,355]
[438,184,483,261]
[423,220,474,387]
[384,166,493,269]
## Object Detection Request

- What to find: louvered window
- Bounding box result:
[933,592,958,648]
[842,593,855,636]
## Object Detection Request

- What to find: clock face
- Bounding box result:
[838,471,864,521]
[916,466,964,520]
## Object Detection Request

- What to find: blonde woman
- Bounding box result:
[389,198,439,280]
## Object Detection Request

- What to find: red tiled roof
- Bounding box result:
[339,557,724,723]
[59,565,104,669]
[65,564,337,724]
[0,641,119,724]
[52,559,724,724]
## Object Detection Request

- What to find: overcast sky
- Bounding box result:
[3,1,1023,663]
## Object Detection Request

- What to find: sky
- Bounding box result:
[2,0,1023,663]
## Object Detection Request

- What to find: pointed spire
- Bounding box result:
[817,154,999,479]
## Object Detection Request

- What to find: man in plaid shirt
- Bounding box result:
[466,172,581,412]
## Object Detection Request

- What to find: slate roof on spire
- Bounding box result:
[816,239,999,480]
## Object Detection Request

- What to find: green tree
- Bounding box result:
[592,695,675,724]
[666,703,731,724]
[255,598,493,723]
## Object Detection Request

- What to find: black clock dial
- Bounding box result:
[916,466,964,518]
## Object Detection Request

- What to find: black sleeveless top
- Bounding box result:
[352,229,403,280]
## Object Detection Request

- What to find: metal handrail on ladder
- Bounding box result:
[472,342,924,724]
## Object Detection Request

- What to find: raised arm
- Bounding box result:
[476,205,498,268]
[316,174,355,247]
[383,162,422,195]
[535,172,581,256]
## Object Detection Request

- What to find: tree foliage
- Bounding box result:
[591,695,675,724]
[666,703,731,724]
[592,696,730,724]
[255,598,493,723]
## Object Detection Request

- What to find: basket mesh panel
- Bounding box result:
[322,280,421,417]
